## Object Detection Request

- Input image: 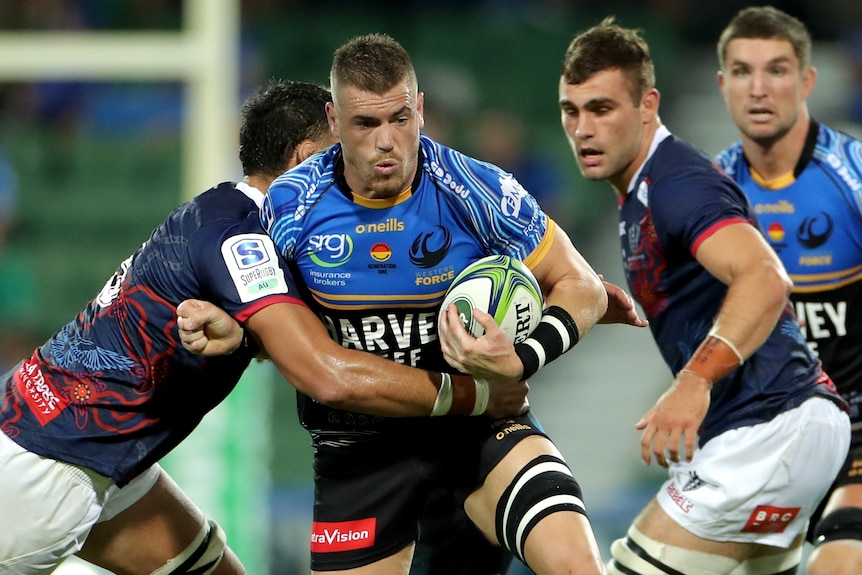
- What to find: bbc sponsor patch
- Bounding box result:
[742,505,800,534]
[221,233,289,302]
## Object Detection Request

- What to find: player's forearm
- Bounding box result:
[533,228,608,338]
[271,349,440,416]
[544,271,607,338]
[709,257,791,360]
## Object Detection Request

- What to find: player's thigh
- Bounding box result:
[822,480,862,514]
[79,468,241,575]
[465,434,603,573]
[806,482,862,575]
[0,432,108,573]
[634,497,804,562]
[313,543,414,575]
[465,435,560,534]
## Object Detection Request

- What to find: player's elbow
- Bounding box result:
[752,258,793,312]
[764,258,793,300]
[303,366,351,407]
[582,273,609,331]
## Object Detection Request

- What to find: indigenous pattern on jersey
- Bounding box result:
[717,121,862,431]
[0,182,303,485]
[620,126,845,445]
[263,133,553,441]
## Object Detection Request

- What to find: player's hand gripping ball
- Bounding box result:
[438,255,543,344]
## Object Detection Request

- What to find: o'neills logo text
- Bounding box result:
[16,358,65,426]
[310,518,376,552]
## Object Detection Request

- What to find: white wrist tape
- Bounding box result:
[471,378,490,416]
[431,372,453,416]
[707,330,745,365]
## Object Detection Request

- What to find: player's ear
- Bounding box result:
[294,139,321,165]
[640,88,660,124]
[801,65,817,100]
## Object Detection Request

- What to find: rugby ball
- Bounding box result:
[438,255,543,344]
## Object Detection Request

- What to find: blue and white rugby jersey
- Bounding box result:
[717,120,862,430]
[262,134,556,438]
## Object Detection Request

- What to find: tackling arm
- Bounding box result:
[177,299,529,419]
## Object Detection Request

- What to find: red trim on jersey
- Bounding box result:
[234,295,306,324]
[691,217,749,257]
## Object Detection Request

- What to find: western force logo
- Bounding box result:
[409,226,451,268]
[307,233,354,268]
[797,212,833,249]
[310,518,376,553]
[221,233,288,302]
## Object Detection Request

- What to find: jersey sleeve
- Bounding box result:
[262,145,338,260]
[839,134,862,217]
[425,136,549,260]
[649,164,752,257]
[188,210,305,324]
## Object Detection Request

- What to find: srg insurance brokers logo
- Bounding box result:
[307,233,354,268]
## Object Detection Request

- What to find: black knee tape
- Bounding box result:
[813,507,862,546]
[494,454,586,563]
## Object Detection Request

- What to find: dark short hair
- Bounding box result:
[330,33,417,100]
[561,17,655,106]
[717,6,812,70]
[238,80,331,179]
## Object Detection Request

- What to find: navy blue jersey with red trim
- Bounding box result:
[0,182,303,485]
[717,121,862,432]
[620,128,845,445]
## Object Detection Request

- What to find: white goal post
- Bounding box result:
[0,0,240,201]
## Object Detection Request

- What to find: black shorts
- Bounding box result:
[308,411,548,571]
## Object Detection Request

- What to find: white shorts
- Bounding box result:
[0,432,160,574]
[656,397,850,547]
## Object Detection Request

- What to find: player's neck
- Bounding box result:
[741,110,810,182]
[613,119,660,198]
[244,175,273,197]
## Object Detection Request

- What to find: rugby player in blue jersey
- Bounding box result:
[715,7,862,574]
[188,31,622,575]
[0,80,529,575]
[558,17,851,575]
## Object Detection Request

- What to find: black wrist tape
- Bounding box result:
[514,305,580,380]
